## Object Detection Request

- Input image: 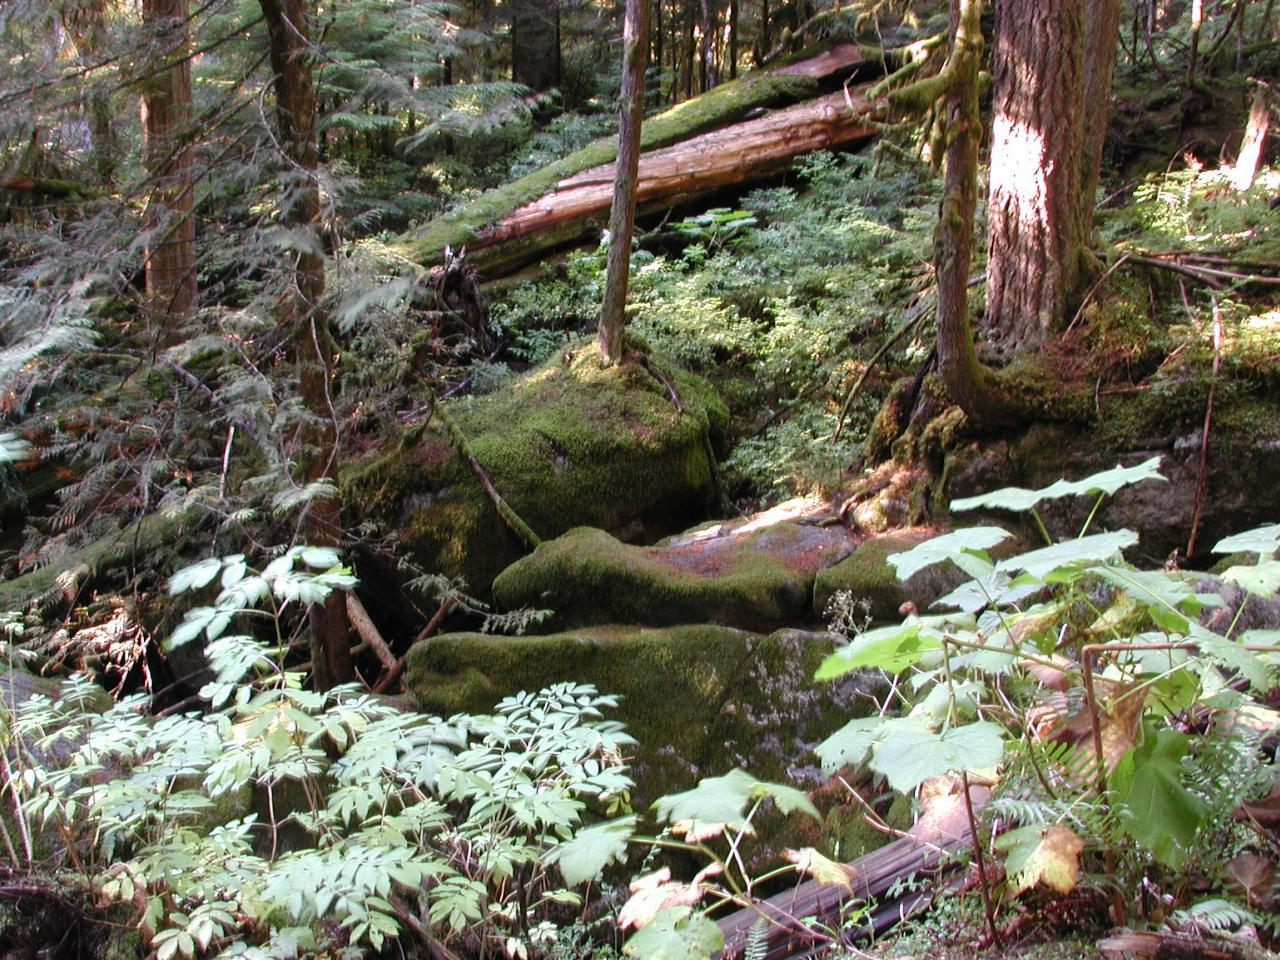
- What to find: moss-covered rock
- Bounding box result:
[404,624,876,807]
[493,506,857,628]
[812,529,970,623]
[342,345,728,596]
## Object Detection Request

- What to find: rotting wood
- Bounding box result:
[433,88,879,279]
[398,46,888,279]
[714,783,986,960]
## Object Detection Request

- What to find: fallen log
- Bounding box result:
[714,781,988,960]
[400,85,881,278]
[397,46,884,277]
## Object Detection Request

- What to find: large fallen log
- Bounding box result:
[400,85,881,278]
[397,47,885,277]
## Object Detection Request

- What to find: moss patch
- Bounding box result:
[404,625,876,809]
[493,513,857,628]
[341,344,728,595]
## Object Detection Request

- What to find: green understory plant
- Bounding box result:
[814,457,1280,938]
[3,547,635,959]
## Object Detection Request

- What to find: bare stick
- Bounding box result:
[345,593,397,673]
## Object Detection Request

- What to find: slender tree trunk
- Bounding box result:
[259,0,351,689]
[512,0,561,90]
[1232,83,1273,190]
[682,8,694,98]
[936,0,1009,425]
[1079,0,1122,236]
[760,0,770,62]
[62,0,117,184]
[655,0,665,98]
[1187,0,1203,86]
[140,0,197,337]
[982,0,1087,352]
[728,0,738,78]
[598,0,651,364]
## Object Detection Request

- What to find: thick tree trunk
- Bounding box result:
[599,0,651,364]
[1080,0,1122,235]
[982,0,1088,352]
[259,0,351,689]
[512,0,560,90]
[140,0,197,336]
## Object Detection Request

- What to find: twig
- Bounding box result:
[372,596,457,695]
[1186,295,1221,559]
[1064,253,1131,336]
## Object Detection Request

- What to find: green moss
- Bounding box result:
[813,531,970,623]
[395,72,820,267]
[493,519,850,628]
[340,343,728,594]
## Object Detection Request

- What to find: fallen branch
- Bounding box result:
[345,594,397,674]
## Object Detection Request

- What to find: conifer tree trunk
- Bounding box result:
[140,0,196,335]
[598,0,650,364]
[982,0,1088,351]
[1232,84,1272,190]
[259,0,351,689]
[1080,0,1122,234]
[512,0,561,90]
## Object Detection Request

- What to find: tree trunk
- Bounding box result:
[1079,0,1122,236]
[729,0,739,78]
[140,0,197,337]
[1232,83,1272,191]
[259,0,351,689]
[599,0,651,364]
[512,0,560,90]
[935,0,1005,424]
[62,0,117,184]
[700,0,717,90]
[982,0,1088,352]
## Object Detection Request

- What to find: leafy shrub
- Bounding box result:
[815,458,1280,925]
[4,548,635,958]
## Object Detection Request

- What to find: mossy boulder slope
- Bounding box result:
[342,346,728,595]
[493,505,858,628]
[404,624,874,805]
[813,529,970,623]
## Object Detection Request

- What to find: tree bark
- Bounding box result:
[935,0,1008,425]
[982,0,1088,352]
[1232,83,1272,191]
[1079,0,1122,236]
[599,0,651,364]
[140,0,197,336]
[259,0,351,689]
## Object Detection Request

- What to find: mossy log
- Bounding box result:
[397,46,884,277]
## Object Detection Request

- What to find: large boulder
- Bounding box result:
[812,529,971,624]
[342,346,728,596]
[493,501,858,628]
[404,624,875,806]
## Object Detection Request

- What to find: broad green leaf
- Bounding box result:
[548,815,637,886]
[997,531,1138,580]
[624,906,723,960]
[1213,524,1280,558]
[168,557,223,595]
[815,624,941,678]
[220,556,247,590]
[1222,561,1280,597]
[869,721,1005,793]
[816,716,887,773]
[1111,729,1207,868]
[654,770,817,841]
[888,527,1011,580]
[995,823,1085,896]
[1190,623,1274,692]
[951,458,1163,513]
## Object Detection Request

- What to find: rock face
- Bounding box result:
[493,501,858,628]
[342,345,728,596]
[404,624,876,803]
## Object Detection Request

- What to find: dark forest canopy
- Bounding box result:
[1,0,1280,957]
